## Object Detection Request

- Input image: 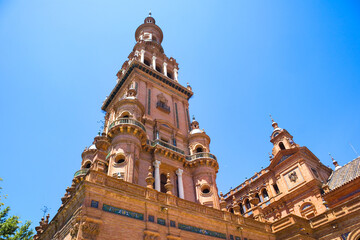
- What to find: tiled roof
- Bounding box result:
[327,157,360,190]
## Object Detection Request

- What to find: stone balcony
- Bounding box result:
[186,152,217,161]
[108,118,146,132]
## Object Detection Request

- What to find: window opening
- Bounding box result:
[156,65,162,73]
[160,174,167,193]
[196,147,203,153]
[273,183,280,194]
[245,199,251,209]
[115,155,125,164]
[239,203,245,214]
[201,186,210,194]
[262,189,269,201]
[279,142,286,150]
[255,193,261,202]
[144,59,150,66]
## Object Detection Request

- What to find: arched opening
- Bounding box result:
[196,147,203,153]
[115,155,126,164]
[229,208,234,214]
[273,183,280,194]
[167,72,173,79]
[300,203,316,219]
[201,185,211,194]
[245,199,251,210]
[144,59,150,66]
[279,142,286,150]
[239,203,245,214]
[255,193,262,202]
[156,65,162,73]
[84,162,91,169]
[119,111,131,119]
[160,173,167,193]
[262,189,269,201]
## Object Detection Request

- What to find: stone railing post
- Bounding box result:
[176,169,184,199]
[153,160,161,191]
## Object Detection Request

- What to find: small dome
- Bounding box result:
[144,11,155,24]
[273,127,282,132]
[144,16,155,24]
[190,128,203,134]
[89,144,97,150]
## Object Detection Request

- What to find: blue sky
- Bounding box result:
[0,0,359,229]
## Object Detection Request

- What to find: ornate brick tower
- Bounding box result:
[91,12,220,208]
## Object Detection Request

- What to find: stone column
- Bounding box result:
[163,62,167,76]
[174,68,177,81]
[153,160,161,191]
[140,49,145,63]
[152,56,156,70]
[176,168,184,199]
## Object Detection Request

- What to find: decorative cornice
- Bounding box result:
[102,61,193,111]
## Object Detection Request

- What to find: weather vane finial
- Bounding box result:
[269,114,274,123]
[149,10,152,17]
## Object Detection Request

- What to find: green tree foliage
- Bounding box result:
[0,178,34,240]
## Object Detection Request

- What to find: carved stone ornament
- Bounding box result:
[144,230,160,240]
[81,221,100,240]
[288,171,298,183]
[70,221,79,239]
[156,93,168,104]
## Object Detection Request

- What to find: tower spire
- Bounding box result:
[269,114,279,129]
[329,153,341,170]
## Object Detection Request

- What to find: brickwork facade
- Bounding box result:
[34,14,360,240]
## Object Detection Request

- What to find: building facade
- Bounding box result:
[34,15,360,240]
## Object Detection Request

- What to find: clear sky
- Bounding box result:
[0,0,359,230]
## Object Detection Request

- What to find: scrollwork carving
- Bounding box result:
[81,221,99,240]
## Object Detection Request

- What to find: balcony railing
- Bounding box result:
[108,118,146,132]
[74,169,89,177]
[149,139,185,155]
[186,152,217,161]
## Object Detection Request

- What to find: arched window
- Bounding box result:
[84,162,91,168]
[115,155,125,164]
[144,59,150,66]
[255,193,262,202]
[160,173,167,193]
[196,147,203,153]
[262,189,269,201]
[229,208,234,214]
[279,142,286,150]
[119,111,131,119]
[167,72,173,79]
[245,199,251,210]
[239,203,245,214]
[273,183,280,194]
[156,65,162,73]
[201,185,211,194]
[300,203,316,218]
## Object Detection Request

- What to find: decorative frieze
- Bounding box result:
[102,203,144,221]
[178,223,226,239]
